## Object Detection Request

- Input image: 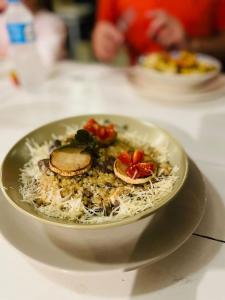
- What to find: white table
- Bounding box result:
[0,62,225,300]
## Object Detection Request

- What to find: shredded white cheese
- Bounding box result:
[19,128,178,224]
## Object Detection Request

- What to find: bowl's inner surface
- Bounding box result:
[1,115,188,227]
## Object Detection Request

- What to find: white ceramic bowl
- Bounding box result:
[0,115,188,260]
[135,53,221,88]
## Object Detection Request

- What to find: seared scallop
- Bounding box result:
[49,146,92,177]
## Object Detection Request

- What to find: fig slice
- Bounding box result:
[49,146,92,177]
[114,159,152,185]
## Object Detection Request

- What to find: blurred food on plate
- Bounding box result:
[141,51,218,75]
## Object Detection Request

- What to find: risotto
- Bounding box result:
[19,119,178,224]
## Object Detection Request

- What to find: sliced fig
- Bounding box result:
[49,146,92,177]
[114,159,153,185]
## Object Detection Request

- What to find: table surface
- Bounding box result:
[0,62,225,300]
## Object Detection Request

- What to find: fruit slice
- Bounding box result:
[49,146,92,177]
[114,159,154,185]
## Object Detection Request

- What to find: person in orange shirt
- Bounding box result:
[92,0,225,64]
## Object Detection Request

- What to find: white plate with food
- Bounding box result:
[129,73,225,104]
[0,114,204,272]
[134,51,221,88]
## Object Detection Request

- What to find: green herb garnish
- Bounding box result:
[73,129,95,146]
[73,129,99,159]
[50,129,99,161]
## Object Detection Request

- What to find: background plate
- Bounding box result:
[136,53,221,87]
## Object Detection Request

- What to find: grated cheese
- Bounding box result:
[19,128,179,225]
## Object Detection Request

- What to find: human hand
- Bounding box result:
[147,10,187,49]
[0,0,6,11]
[92,21,124,62]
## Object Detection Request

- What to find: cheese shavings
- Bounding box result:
[19,128,179,225]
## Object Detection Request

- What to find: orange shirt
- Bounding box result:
[97,0,225,59]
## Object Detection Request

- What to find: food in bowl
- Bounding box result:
[19,118,179,225]
[141,51,217,74]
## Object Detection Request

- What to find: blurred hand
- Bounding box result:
[147,10,187,49]
[0,0,7,11]
[92,21,124,62]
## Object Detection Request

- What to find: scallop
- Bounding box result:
[49,146,92,177]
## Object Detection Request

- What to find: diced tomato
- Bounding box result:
[105,124,115,138]
[126,162,155,179]
[93,123,99,132]
[106,124,113,129]
[136,162,155,177]
[84,118,97,127]
[84,119,116,141]
[126,165,139,179]
[132,149,144,164]
[84,118,99,134]
[98,125,116,140]
[118,151,132,165]
[117,148,156,179]
[98,126,107,139]
[107,130,116,139]
[85,127,94,134]
[106,124,114,131]
[118,150,144,166]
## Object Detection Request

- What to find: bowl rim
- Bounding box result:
[0,114,189,230]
